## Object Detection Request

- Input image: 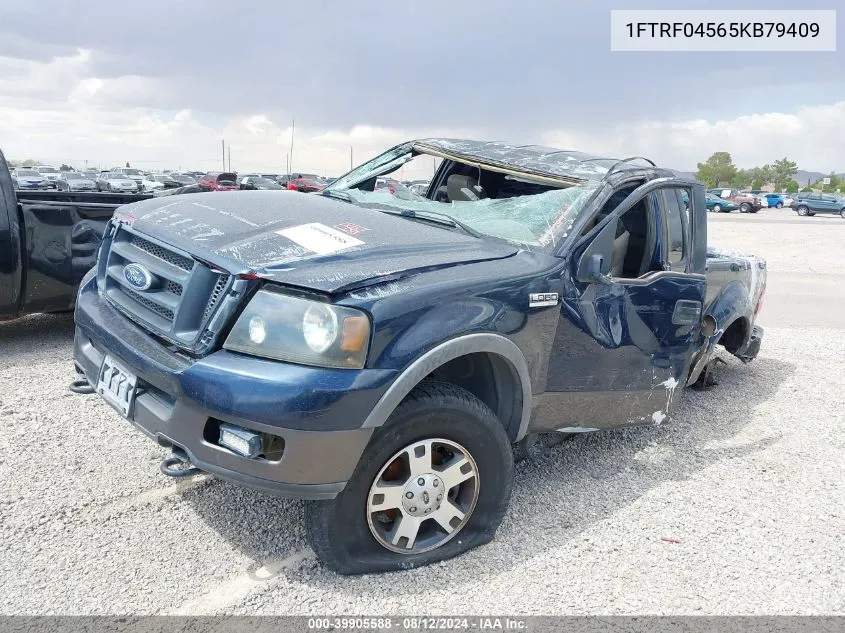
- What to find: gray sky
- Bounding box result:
[1,0,842,175]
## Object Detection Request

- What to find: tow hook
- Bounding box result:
[160,450,202,478]
[68,378,95,395]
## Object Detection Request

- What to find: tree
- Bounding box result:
[730,169,749,188]
[770,157,798,190]
[695,152,738,187]
[21,159,38,167]
[800,186,814,192]
[60,164,74,171]
[785,179,800,193]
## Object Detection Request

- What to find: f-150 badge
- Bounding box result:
[529,292,559,308]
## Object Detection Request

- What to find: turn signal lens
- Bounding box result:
[341,316,370,352]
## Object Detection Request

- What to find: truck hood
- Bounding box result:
[117,190,519,293]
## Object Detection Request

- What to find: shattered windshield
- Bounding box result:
[335,187,597,255]
[325,143,414,191]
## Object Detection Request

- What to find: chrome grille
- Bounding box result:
[203,274,230,320]
[166,280,184,296]
[130,234,193,271]
[123,288,175,321]
[100,225,234,351]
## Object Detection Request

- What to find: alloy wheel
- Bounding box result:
[366,438,479,554]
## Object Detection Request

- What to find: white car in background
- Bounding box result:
[35,165,61,188]
[139,174,165,192]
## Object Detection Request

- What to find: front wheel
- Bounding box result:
[776,202,783,209]
[796,206,809,216]
[305,380,514,575]
[840,209,845,219]
[739,203,751,213]
[712,204,722,213]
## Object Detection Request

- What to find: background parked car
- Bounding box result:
[110,167,146,190]
[57,171,97,192]
[282,173,326,192]
[34,165,61,188]
[139,174,165,192]
[375,177,413,195]
[81,170,100,181]
[792,192,845,218]
[408,182,429,196]
[169,173,198,186]
[761,193,792,209]
[708,188,766,213]
[198,172,240,191]
[238,175,283,190]
[148,174,183,189]
[705,193,739,213]
[98,172,139,192]
[10,168,47,190]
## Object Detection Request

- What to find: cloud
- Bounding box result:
[542,101,845,171]
[1,0,842,131]
[0,39,842,177]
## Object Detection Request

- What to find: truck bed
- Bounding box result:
[705,247,766,312]
[0,150,153,319]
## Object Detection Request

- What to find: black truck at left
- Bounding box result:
[0,149,151,321]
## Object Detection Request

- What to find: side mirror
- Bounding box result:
[579,254,613,285]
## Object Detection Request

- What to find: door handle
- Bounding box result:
[672,300,702,325]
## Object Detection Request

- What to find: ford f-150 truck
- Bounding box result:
[71,139,766,574]
[0,149,151,321]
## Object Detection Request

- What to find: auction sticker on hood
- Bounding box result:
[276,223,364,255]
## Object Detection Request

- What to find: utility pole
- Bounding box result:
[288,118,295,175]
[350,146,353,170]
[228,146,231,172]
[221,139,225,170]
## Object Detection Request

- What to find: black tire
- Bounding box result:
[776,202,783,208]
[840,209,845,219]
[749,209,759,214]
[305,379,514,575]
[796,206,809,216]
[739,203,750,213]
[712,204,721,213]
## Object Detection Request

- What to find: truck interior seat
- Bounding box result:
[620,200,652,277]
[447,174,487,202]
[610,227,630,278]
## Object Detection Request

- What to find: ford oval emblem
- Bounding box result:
[123,263,154,291]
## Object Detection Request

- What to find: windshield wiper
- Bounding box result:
[376,207,482,239]
[319,190,480,238]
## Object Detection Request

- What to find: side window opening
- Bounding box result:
[658,190,685,268]
[609,199,657,279]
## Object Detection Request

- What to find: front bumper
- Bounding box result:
[74,277,397,499]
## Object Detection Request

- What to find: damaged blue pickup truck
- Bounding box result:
[72,139,766,574]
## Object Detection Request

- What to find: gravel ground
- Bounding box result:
[1,208,843,615]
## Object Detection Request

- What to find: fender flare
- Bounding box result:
[360,333,533,441]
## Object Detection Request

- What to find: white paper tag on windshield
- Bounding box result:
[276,223,364,255]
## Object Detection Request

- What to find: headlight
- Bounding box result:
[223,290,371,369]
